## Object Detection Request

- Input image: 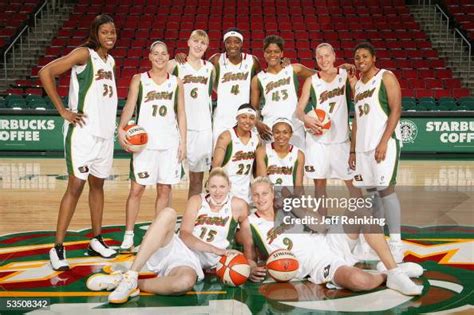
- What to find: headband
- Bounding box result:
[272,117,294,131]
[236,107,256,117]
[223,30,243,42]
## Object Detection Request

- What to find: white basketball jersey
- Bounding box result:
[307,68,350,144]
[191,193,238,269]
[214,53,255,130]
[136,72,179,150]
[265,143,299,186]
[249,211,327,278]
[354,69,402,152]
[257,65,302,130]
[174,61,214,131]
[222,127,259,201]
[68,48,117,139]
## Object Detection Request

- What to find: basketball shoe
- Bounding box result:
[386,267,423,295]
[376,261,424,278]
[108,270,140,304]
[88,235,117,258]
[120,231,134,251]
[86,271,123,291]
[389,239,405,263]
[49,244,69,271]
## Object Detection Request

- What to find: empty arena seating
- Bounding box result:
[4,0,471,110]
[0,0,40,50]
[444,0,474,41]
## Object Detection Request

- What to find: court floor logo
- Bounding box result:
[400,119,418,144]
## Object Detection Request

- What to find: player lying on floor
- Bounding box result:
[247,176,423,295]
[86,167,253,303]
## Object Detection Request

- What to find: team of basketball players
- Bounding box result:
[39,14,424,304]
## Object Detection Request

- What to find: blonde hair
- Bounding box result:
[189,29,209,45]
[315,42,335,55]
[251,176,274,191]
[150,40,168,52]
[208,167,230,185]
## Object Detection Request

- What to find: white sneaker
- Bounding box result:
[376,261,424,278]
[108,271,140,304]
[88,236,117,258]
[386,268,423,296]
[120,232,134,251]
[86,271,123,291]
[389,240,405,263]
[49,246,69,271]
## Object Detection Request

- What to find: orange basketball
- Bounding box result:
[123,124,148,153]
[266,249,299,282]
[305,108,331,135]
[216,253,250,287]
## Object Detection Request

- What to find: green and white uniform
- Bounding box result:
[257,65,305,149]
[353,69,402,188]
[264,143,300,186]
[130,72,181,185]
[191,193,239,269]
[214,53,256,143]
[65,48,117,180]
[305,68,353,180]
[174,61,214,172]
[222,127,259,202]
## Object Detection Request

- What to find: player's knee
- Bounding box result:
[129,185,145,199]
[157,207,177,222]
[170,274,195,294]
[349,271,376,291]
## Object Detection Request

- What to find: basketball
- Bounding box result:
[266,249,299,282]
[216,253,251,286]
[305,108,331,135]
[123,124,148,153]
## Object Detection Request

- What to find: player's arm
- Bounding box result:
[251,76,272,141]
[349,117,357,170]
[179,195,227,256]
[292,63,316,80]
[294,150,305,187]
[117,74,141,150]
[251,55,261,77]
[39,47,89,126]
[212,131,231,167]
[174,52,187,64]
[209,54,220,93]
[176,78,187,162]
[296,77,322,134]
[167,59,177,74]
[375,71,402,163]
[255,144,268,177]
[233,199,255,261]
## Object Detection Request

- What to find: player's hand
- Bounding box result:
[339,63,356,74]
[177,141,186,162]
[256,121,272,141]
[281,57,291,67]
[303,114,323,135]
[249,265,267,282]
[118,128,131,152]
[375,141,388,163]
[62,109,86,127]
[224,249,242,256]
[348,152,356,170]
[175,53,187,64]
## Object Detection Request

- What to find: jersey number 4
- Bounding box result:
[230,84,240,95]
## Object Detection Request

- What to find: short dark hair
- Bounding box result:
[237,103,254,111]
[263,35,285,51]
[82,14,115,50]
[354,42,376,56]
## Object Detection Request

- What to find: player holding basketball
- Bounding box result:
[349,42,404,262]
[247,177,423,296]
[251,35,315,149]
[176,28,261,144]
[167,30,215,198]
[295,43,360,216]
[212,104,259,203]
[117,41,186,251]
[39,14,118,270]
[255,118,305,187]
[86,168,253,303]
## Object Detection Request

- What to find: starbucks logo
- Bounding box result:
[400,119,418,144]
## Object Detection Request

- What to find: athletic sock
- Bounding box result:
[381,193,401,241]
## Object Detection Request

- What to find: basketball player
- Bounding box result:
[167,30,215,198]
[255,118,305,187]
[349,42,404,262]
[117,41,186,251]
[296,43,360,216]
[176,28,261,145]
[247,177,423,296]
[251,35,315,149]
[39,14,118,271]
[86,168,253,303]
[212,104,259,203]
